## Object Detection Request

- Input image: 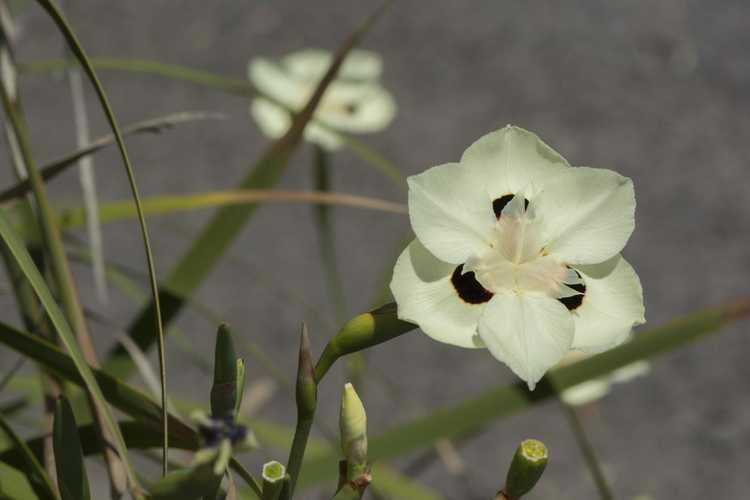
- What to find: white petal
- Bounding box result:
[250,98,291,139]
[248,58,307,109]
[390,239,485,349]
[283,49,383,82]
[610,360,650,383]
[571,255,645,352]
[535,167,636,265]
[460,125,569,201]
[250,98,343,151]
[303,122,345,151]
[560,380,611,406]
[316,83,396,133]
[478,292,574,389]
[407,163,495,264]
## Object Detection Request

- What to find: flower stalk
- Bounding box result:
[261,461,288,500]
[282,324,317,499]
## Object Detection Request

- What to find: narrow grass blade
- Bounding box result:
[53,397,91,500]
[298,300,750,486]
[33,0,169,475]
[0,210,139,489]
[0,111,225,204]
[102,0,394,380]
[0,414,58,500]
[54,189,406,230]
[20,57,255,96]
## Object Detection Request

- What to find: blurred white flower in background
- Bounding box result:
[248,48,396,151]
[390,126,645,389]
[558,351,650,406]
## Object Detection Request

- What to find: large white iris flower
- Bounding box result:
[390,126,645,389]
[248,48,396,151]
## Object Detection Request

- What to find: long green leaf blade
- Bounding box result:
[298,301,750,486]
[0,414,58,500]
[0,210,140,489]
[53,397,91,500]
[32,0,170,475]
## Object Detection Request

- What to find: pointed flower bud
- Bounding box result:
[339,383,368,482]
[261,461,287,500]
[211,324,244,419]
[315,303,415,381]
[501,439,549,500]
[296,324,317,419]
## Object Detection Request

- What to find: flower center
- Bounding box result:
[459,194,583,305]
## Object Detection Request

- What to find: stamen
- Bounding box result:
[558,269,586,310]
[451,264,493,304]
[493,194,530,219]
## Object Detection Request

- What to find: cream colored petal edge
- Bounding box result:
[478,292,575,389]
[250,98,291,140]
[250,98,343,151]
[407,162,495,264]
[390,239,485,349]
[248,58,306,108]
[282,48,383,81]
[536,167,636,265]
[560,379,611,406]
[459,125,570,201]
[571,255,645,352]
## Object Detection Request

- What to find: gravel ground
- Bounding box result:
[2,1,750,499]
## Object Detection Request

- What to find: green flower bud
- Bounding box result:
[211,324,244,419]
[339,383,368,480]
[503,439,549,500]
[296,324,317,419]
[315,303,415,380]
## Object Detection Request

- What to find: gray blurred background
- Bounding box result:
[2,1,750,498]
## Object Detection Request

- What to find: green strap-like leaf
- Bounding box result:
[0,318,264,497]
[0,210,139,488]
[0,414,58,500]
[19,57,406,190]
[298,302,750,486]
[53,397,90,500]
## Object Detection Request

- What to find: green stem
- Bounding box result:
[559,402,614,500]
[283,416,314,499]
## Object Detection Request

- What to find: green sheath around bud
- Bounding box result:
[261,461,287,500]
[340,383,368,481]
[503,439,549,499]
[315,303,415,381]
[211,324,242,419]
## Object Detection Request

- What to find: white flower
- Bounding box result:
[248,48,396,151]
[558,351,650,406]
[390,126,645,389]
